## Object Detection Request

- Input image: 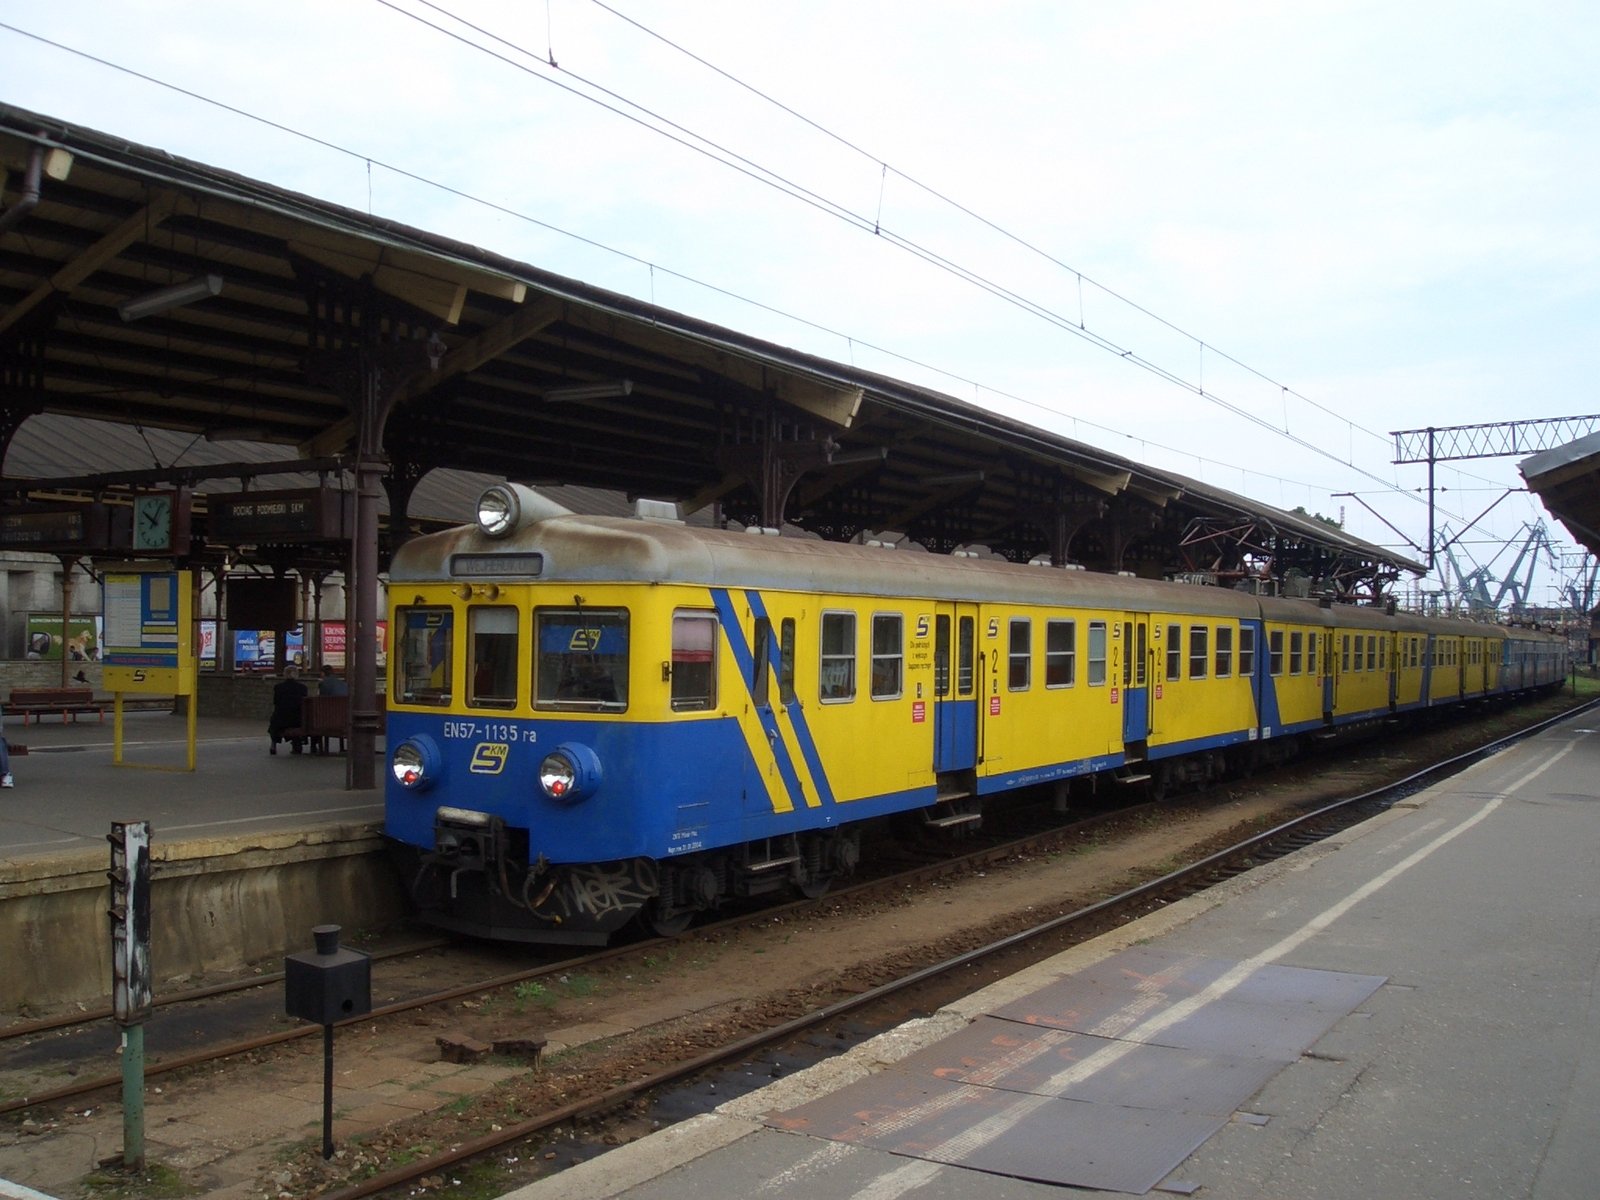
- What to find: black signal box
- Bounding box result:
[284,925,371,1025]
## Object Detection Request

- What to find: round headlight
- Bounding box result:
[476,485,519,537]
[540,752,576,798]
[538,742,603,803]
[390,736,441,791]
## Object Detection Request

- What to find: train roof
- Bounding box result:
[392,513,1264,616]
[391,512,1564,641]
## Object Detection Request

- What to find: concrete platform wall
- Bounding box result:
[0,825,406,1012]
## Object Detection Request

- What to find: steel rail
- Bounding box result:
[314,697,1599,1200]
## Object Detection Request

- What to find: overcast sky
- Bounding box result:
[4,1,1598,608]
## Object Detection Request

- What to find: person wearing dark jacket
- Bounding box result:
[268,667,309,755]
[318,665,349,696]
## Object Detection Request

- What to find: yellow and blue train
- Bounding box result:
[383,484,1569,943]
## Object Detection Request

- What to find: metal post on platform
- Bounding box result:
[108,820,153,1171]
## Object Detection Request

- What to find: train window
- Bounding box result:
[1269,630,1284,676]
[752,618,772,709]
[1239,626,1256,676]
[1088,622,1108,685]
[535,607,629,710]
[958,617,975,696]
[1188,626,1209,680]
[1366,636,1377,671]
[1165,623,1182,680]
[1135,622,1148,686]
[779,619,797,705]
[820,612,856,702]
[670,612,717,712]
[1289,631,1303,675]
[1342,634,1351,672]
[872,614,904,699]
[397,606,454,706]
[468,606,518,709]
[1046,620,1075,687]
[1308,633,1320,677]
[1007,618,1031,691]
[1215,625,1233,678]
[1380,640,1387,670]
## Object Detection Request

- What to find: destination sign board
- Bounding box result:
[208,487,351,543]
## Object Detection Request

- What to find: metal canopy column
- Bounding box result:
[304,272,436,790]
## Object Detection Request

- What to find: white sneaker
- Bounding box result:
[1,774,12,788]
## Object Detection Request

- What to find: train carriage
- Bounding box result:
[383,484,1569,944]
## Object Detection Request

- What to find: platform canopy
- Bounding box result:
[0,103,1422,596]
[1522,431,1600,560]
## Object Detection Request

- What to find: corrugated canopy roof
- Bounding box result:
[1,103,1419,592]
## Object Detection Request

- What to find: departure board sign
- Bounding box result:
[103,568,195,695]
[208,487,351,543]
[0,503,121,550]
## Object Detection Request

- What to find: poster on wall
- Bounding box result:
[234,629,306,671]
[26,614,103,661]
[318,620,388,669]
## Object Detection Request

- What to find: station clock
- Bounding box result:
[132,493,174,552]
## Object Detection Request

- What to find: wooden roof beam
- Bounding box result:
[0,188,191,337]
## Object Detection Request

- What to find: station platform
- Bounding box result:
[0,710,395,1012]
[509,708,1600,1199]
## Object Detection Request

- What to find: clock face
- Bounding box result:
[133,494,173,551]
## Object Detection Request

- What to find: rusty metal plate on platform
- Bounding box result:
[890,1015,1284,1115]
[769,1068,1223,1194]
[990,947,1385,1061]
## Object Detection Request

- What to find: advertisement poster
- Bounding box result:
[318,620,387,669]
[234,628,306,671]
[26,614,103,661]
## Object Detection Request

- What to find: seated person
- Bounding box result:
[268,667,309,754]
[318,665,349,696]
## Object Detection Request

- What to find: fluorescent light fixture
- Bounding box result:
[542,379,634,402]
[922,470,986,487]
[828,446,889,467]
[118,274,224,322]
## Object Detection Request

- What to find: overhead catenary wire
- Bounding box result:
[0,18,1350,507]
[372,1,1465,517]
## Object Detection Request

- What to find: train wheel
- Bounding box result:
[637,898,694,938]
[794,874,834,901]
[1145,763,1171,802]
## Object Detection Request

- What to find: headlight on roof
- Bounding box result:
[476,484,522,538]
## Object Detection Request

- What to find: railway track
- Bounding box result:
[299,696,1595,1200]
[0,798,1147,1118]
[2,696,1588,1196]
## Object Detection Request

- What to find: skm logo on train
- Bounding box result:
[469,743,510,775]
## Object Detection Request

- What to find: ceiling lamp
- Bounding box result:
[118,274,224,322]
[543,379,634,402]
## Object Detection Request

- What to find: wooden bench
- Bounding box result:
[283,694,387,755]
[6,687,105,725]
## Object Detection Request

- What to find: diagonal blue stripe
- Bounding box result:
[741,590,837,808]
[710,588,811,811]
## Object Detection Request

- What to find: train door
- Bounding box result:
[1323,631,1336,719]
[933,604,979,773]
[1121,615,1151,747]
[1387,632,1398,711]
